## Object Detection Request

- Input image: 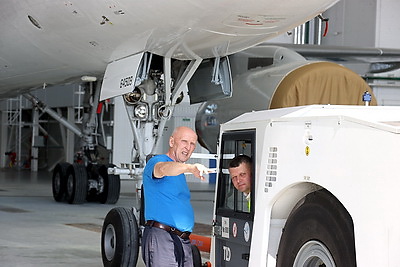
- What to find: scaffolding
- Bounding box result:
[5,96,23,167]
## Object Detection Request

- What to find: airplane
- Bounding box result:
[0,0,341,204]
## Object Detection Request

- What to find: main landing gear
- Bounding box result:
[52,162,120,204]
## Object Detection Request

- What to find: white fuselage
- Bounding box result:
[0,0,338,97]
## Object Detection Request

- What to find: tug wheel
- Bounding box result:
[101,207,139,267]
[276,189,356,267]
[191,244,202,267]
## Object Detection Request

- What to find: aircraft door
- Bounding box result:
[213,130,255,267]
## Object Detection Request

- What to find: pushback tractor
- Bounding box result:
[101,104,400,266]
[212,104,400,267]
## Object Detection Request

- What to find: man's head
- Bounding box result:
[228,155,252,194]
[167,126,197,163]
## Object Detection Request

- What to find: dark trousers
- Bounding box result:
[142,226,193,267]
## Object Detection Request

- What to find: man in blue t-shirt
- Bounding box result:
[141,126,209,267]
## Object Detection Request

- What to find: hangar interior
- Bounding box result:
[1,0,400,266]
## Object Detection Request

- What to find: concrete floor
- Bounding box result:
[0,168,214,266]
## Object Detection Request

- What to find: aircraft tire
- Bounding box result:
[52,162,70,202]
[98,164,120,204]
[65,163,88,204]
[85,163,99,202]
[101,207,139,267]
[276,189,356,267]
[191,244,202,267]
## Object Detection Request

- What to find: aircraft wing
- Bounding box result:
[0,0,339,99]
[264,43,400,73]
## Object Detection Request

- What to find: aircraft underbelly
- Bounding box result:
[0,0,338,94]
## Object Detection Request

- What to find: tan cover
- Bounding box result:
[270,62,377,109]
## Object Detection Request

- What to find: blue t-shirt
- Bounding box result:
[143,154,194,232]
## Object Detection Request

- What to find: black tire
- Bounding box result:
[191,244,202,267]
[98,164,120,204]
[276,189,356,267]
[52,162,70,202]
[101,207,139,267]
[85,163,99,202]
[139,184,145,226]
[65,163,88,204]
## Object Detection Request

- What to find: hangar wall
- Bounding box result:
[268,0,400,107]
[270,0,400,48]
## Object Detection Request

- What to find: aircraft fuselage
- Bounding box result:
[0,0,338,96]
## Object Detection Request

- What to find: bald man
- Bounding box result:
[142,126,209,267]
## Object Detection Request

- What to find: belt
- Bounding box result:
[145,220,191,240]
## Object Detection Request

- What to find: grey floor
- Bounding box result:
[0,168,214,267]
